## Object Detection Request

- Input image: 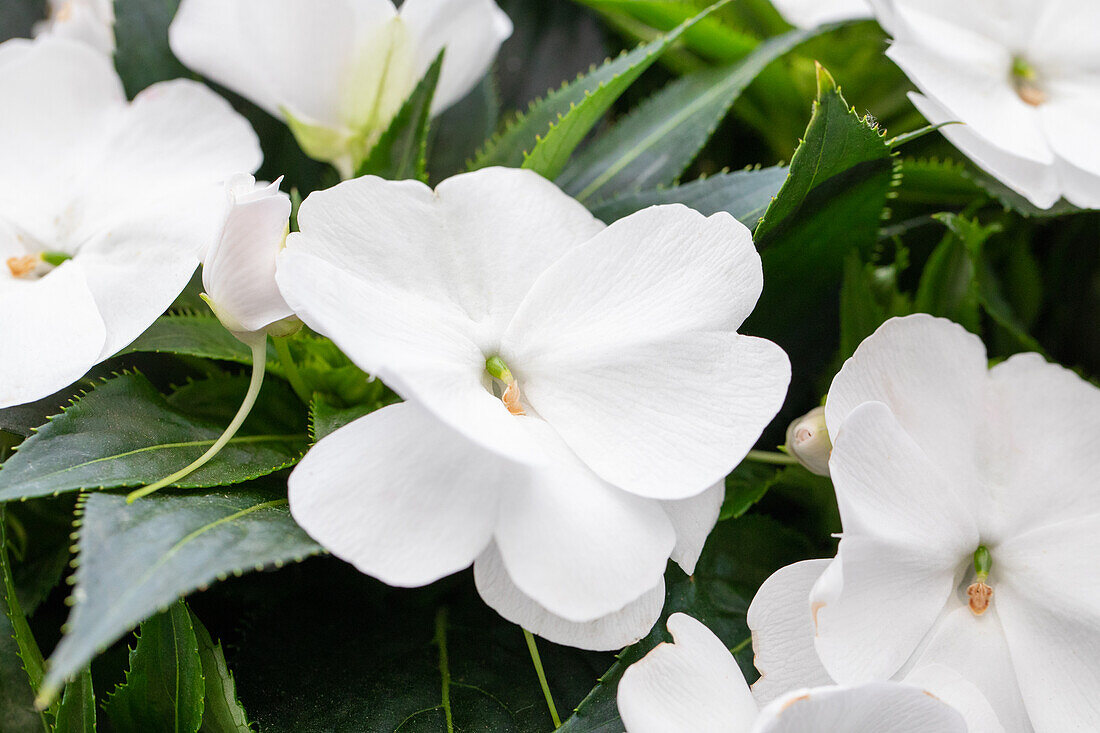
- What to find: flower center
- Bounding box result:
[1011,57,1046,107]
[485,355,526,416]
[5,251,71,280]
[967,545,993,616]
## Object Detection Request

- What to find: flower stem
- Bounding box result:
[127,337,268,503]
[273,336,311,404]
[523,627,561,729]
[745,450,799,466]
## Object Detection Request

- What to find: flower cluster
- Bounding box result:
[1,0,1097,730]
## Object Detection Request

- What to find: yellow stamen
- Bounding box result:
[6,256,38,278]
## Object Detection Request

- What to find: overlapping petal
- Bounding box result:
[754,682,967,733]
[662,482,724,575]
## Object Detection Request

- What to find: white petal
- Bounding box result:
[996,515,1100,731]
[902,664,1008,733]
[753,682,967,733]
[399,0,512,114]
[203,178,294,334]
[662,482,724,575]
[473,543,664,651]
[985,353,1100,536]
[810,537,958,684]
[827,400,977,547]
[746,559,834,705]
[1040,76,1100,178]
[503,206,788,499]
[618,613,757,733]
[287,402,502,587]
[494,419,675,622]
[1055,158,1100,210]
[825,314,990,500]
[907,93,1062,209]
[875,0,1040,53]
[769,0,871,29]
[1026,0,1100,70]
[170,0,396,126]
[910,605,1033,732]
[36,0,115,55]
[277,169,603,460]
[0,262,106,408]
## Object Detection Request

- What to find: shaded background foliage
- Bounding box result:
[1,0,1098,731]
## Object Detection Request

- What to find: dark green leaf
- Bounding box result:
[559,516,814,732]
[42,487,322,698]
[53,668,95,733]
[894,158,983,208]
[355,51,444,181]
[8,497,75,617]
[0,373,306,501]
[428,75,500,182]
[0,509,48,733]
[103,600,204,733]
[120,314,274,366]
[472,3,724,174]
[559,28,817,203]
[913,214,992,332]
[191,612,253,733]
[839,250,913,361]
[587,165,787,227]
[719,461,779,521]
[309,394,397,443]
[112,0,188,98]
[0,0,44,43]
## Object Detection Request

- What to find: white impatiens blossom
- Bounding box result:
[0,38,261,410]
[770,0,871,29]
[169,0,512,176]
[870,0,1100,209]
[201,175,297,344]
[276,167,791,650]
[34,0,115,55]
[751,315,1100,731]
[616,613,970,733]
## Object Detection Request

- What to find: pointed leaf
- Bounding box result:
[0,509,49,733]
[559,27,817,203]
[102,600,203,733]
[53,668,96,733]
[41,487,321,698]
[120,313,271,365]
[191,612,253,733]
[0,373,307,501]
[355,50,444,181]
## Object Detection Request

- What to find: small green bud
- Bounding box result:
[40,251,73,267]
[485,355,515,385]
[973,545,992,582]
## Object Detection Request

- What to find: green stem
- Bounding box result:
[745,450,799,466]
[273,336,311,404]
[523,628,561,729]
[127,337,268,502]
[433,607,454,733]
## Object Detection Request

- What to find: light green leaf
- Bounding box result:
[355,50,444,181]
[0,373,306,501]
[472,2,726,175]
[586,165,787,226]
[559,27,818,203]
[41,488,322,699]
[191,612,253,733]
[718,461,779,521]
[53,668,96,733]
[103,600,204,733]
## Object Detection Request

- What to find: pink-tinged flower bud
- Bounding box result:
[785,406,832,476]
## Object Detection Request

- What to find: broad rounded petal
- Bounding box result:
[1055,158,1100,210]
[746,559,834,705]
[0,263,106,408]
[473,544,664,651]
[204,180,294,334]
[494,419,675,621]
[827,400,977,545]
[1040,76,1100,178]
[826,314,990,496]
[908,93,1062,209]
[753,682,967,733]
[912,606,1033,732]
[508,331,790,500]
[986,353,1100,535]
[170,0,396,125]
[885,38,1051,164]
[902,665,1007,733]
[662,482,724,575]
[810,536,958,684]
[1027,0,1100,70]
[288,402,502,587]
[769,0,871,29]
[618,613,757,733]
[996,516,1100,731]
[399,0,512,114]
[875,0,1040,52]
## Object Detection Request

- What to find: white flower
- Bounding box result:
[616,612,970,733]
[34,0,115,56]
[769,0,872,29]
[201,175,296,343]
[869,0,1100,209]
[276,167,790,650]
[751,314,1100,731]
[169,0,513,176]
[0,38,261,409]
